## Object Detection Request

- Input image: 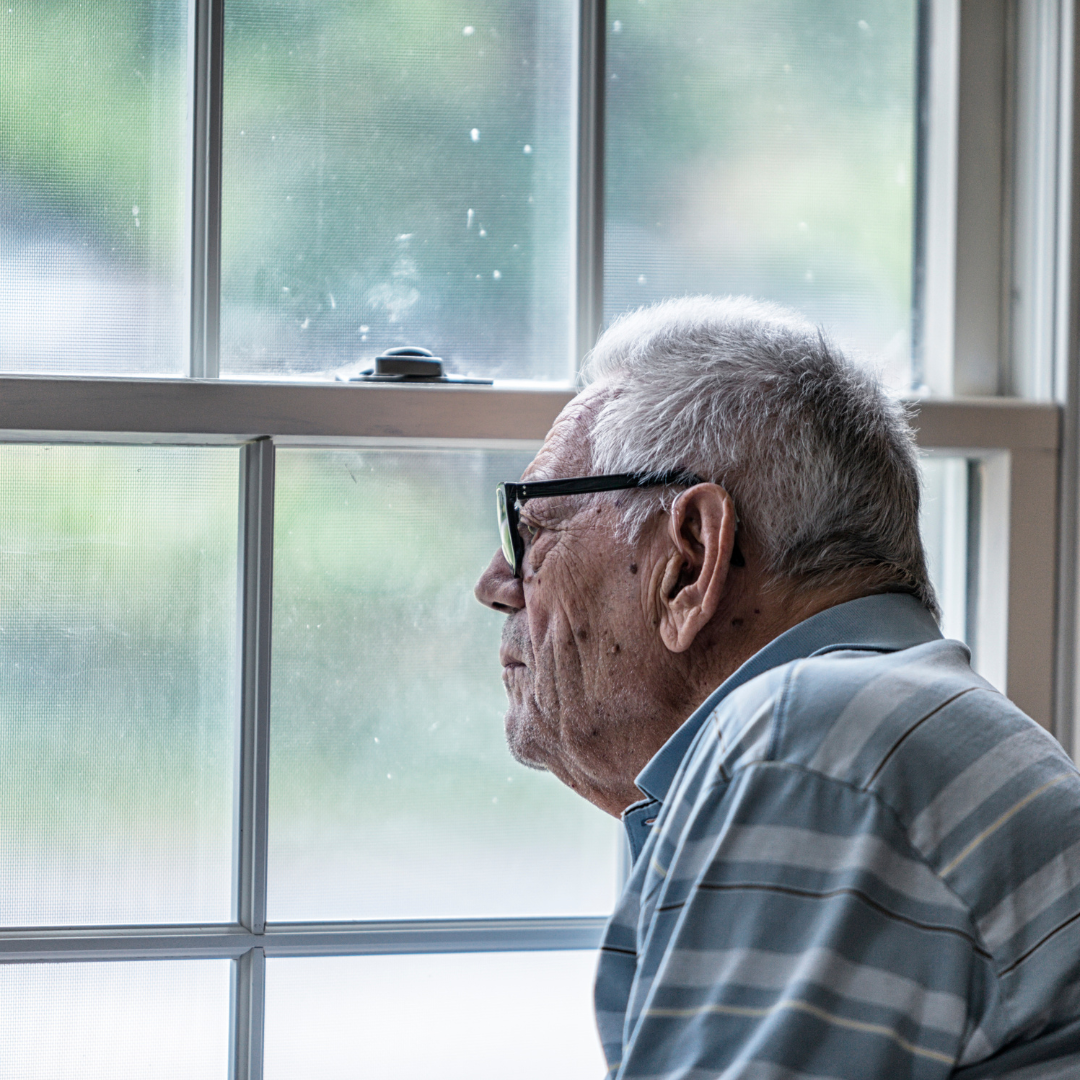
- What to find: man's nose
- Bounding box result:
[474,548,525,613]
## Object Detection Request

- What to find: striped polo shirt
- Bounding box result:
[597,593,1080,1079]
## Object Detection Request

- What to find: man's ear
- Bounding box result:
[656,484,738,653]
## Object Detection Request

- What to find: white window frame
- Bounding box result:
[1,1,1077,1076]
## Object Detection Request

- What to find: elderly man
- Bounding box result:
[475,297,1080,1079]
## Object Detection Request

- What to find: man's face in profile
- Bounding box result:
[475,388,676,803]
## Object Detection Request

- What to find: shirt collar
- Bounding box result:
[632,592,943,805]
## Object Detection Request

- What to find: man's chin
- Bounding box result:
[503,709,551,772]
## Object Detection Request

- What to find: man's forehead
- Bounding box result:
[521,385,608,481]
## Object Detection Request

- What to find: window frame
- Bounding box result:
[1,1,1077,1077]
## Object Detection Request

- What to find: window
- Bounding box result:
[1,0,1075,1074]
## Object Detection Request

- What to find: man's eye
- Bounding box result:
[518,520,540,541]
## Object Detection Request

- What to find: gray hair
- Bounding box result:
[581,295,939,618]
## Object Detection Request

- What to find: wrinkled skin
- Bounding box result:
[474,384,857,816]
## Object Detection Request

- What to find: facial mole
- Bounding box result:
[577,628,588,640]
[590,729,599,737]
[753,609,761,615]
[629,563,638,574]
[731,617,744,627]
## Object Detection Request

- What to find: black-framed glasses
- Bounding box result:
[496,471,705,578]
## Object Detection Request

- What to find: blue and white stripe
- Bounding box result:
[596,594,1080,1079]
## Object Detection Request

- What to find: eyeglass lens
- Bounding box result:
[496,485,518,574]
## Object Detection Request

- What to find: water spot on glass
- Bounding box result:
[240,130,245,135]
[858,19,871,31]
[131,205,139,216]
[805,270,814,282]
[528,195,534,203]
[493,270,501,279]
[374,736,380,743]
[611,73,619,81]
[463,25,475,35]
[396,233,414,242]
[783,64,791,74]
[492,797,498,804]
[359,325,369,333]
[523,144,532,154]
[467,208,474,228]
[282,286,290,293]
[470,128,480,142]
[612,19,622,32]
[271,134,276,140]
[479,228,487,237]
[387,773,393,780]
[512,243,519,250]
[476,274,482,279]
[798,221,808,232]
[328,292,336,309]
[300,317,310,329]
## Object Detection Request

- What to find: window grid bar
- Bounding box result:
[190,0,225,379]
[235,438,275,935]
[231,947,265,1080]
[910,0,933,390]
[1055,0,1080,760]
[232,438,275,1080]
[575,0,606,363]
[0,918,610,964]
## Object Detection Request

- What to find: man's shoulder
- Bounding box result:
[706,639,998,778]
[770,638,1030,784]
[691,636,1074,827]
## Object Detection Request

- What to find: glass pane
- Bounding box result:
[0,445,238,925]
[221,1,575,382]
[0,960,230,1079]
[265,952,606,1080]
[269,448,622,920]
[0,1,189,375]
[605,0,918,390]
[920,456,968,644]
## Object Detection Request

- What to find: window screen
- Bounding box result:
[268,447,622,919]
[264,951,606,1080]
[0,445,238,925]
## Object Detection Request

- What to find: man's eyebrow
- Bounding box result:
[520,494,580,522]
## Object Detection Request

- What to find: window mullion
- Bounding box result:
[575,0,606,364]
[230,947,266,1080]
[231,438,275,1079]
[190,0,225,379]
[235,438,275,931]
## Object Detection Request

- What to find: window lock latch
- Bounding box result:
[343,346,492,384]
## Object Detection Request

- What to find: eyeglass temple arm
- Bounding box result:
[510,471,705,502]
